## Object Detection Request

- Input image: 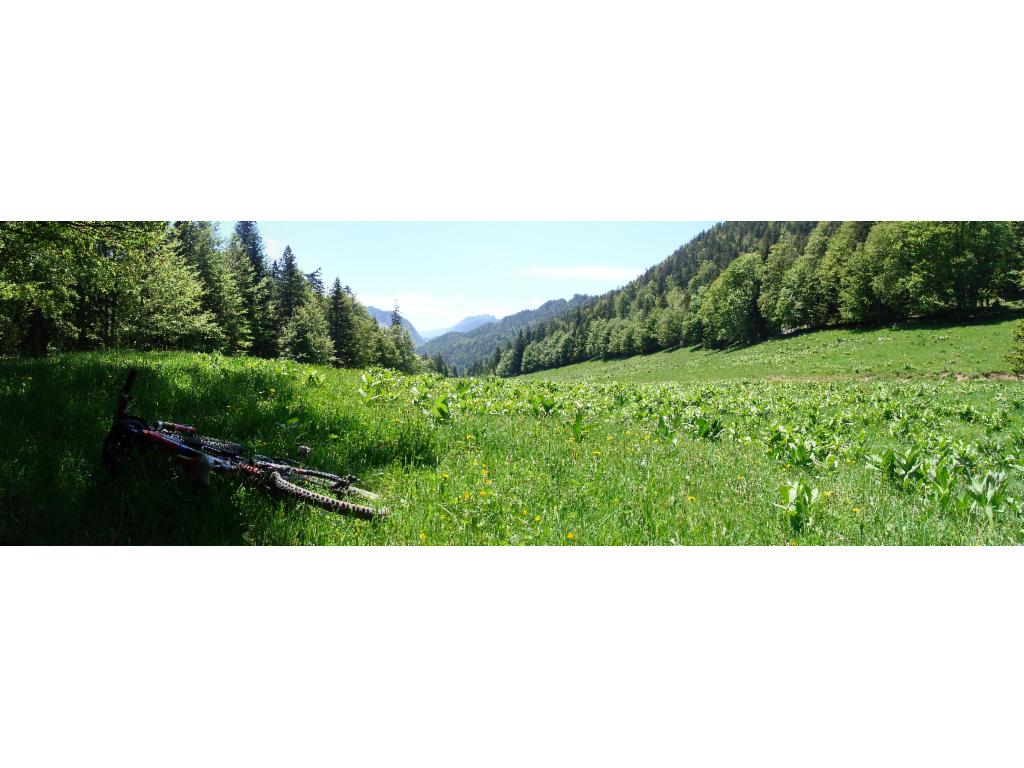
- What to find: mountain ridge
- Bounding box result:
[365,306,425,346]
[421,313,497,341]
[419,295,593,373]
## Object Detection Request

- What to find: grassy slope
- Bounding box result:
[2,314,1023,545]
[526,314,1021,384]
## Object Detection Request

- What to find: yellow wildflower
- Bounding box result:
[419,532,427,541]
[534,515,541,522]
[566,532,575,540]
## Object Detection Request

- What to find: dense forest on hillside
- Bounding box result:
[485,221,1024,377]
[419,295,592,374]
[0,221,430,373]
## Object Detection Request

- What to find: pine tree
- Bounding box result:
[225,235,276,357]
[306,268,325,298]
[126,240,220,351]
[508,331,527,375]
[326,278,357,366]
[171,222,251,353]
[275,246,307,324]
[280,294,334,364]
[388,319,419,373]
[172,221,221,288]
[233,221,268,278]
[205,252,252,352]
[391,302,403,328]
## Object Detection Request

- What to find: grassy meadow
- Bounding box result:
[526,313,1021,383]
[2,314,1024,545]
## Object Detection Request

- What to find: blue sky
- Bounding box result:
[216,222,715,332]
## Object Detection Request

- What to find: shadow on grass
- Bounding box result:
[0,353,435,544]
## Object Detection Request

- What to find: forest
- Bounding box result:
[484,221,1024,377]
[6,221,1024,380]
[0,221,438,373]
[420,295,592,375]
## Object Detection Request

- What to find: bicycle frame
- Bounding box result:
[101,369,387,519]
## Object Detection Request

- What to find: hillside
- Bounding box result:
[419,295,592,373]
[487,221,1024,377]
[524,313,1021,383]
[365,305,425,345]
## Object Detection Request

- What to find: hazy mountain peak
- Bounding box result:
[365,306,425,346]
[421,313,498,341]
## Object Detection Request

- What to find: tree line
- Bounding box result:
[0,221,433,373]
[484,221,1024,376]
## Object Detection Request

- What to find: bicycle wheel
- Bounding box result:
[182,434,245,457]
[267,471,388,520]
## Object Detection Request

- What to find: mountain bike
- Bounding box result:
[101,369,388,520]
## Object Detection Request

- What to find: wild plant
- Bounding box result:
[964,471,1008,518]
[692,415,724,440]
[775,478,820,533]
[567,409,590,442]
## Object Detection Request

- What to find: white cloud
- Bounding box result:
[516,265,640,281]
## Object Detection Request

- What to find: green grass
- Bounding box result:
[526,313,1022,384]
[2,314,1024,545]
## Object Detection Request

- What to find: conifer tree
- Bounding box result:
[205,253,252,352]
[326,278,357,366]
[280,294,334,364]
[171,222,251,353]
[172,221,221,288]
[125,240,220,351]
[275,246,307,324]
[233,221,268,278]
[389,322,419,372]
[305,268,325,299]
[225,235,276,357]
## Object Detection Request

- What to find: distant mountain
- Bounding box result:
[421,314,497,340]
[419,296,592,374]
[365,306,425,346]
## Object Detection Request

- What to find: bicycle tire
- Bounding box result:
[268,471,388,520]
[343,484,382,502]
[183,434,245,457]
[251,458,381,500]
[289,467,382,501]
